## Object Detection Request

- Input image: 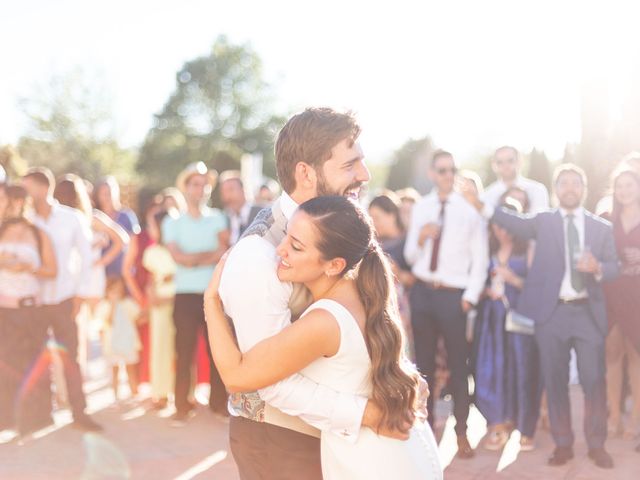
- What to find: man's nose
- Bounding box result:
[357,161,371,183]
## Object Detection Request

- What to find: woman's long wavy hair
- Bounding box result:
[298,196,419,431]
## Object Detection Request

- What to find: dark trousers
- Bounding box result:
[535,303,607,450]
[173,293,227,414]
[229,416,322,480]
[409,282,470,435]
[39,300,87,419]
[0,306,52,433]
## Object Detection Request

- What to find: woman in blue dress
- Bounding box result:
[475,187,542,451]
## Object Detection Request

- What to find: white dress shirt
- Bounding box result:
[404,191,489,304]
[559,207,588,300]
[482,175,550,214]
[219,192,367,442]
[31,202,93,305]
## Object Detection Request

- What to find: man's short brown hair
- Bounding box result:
[24,167,55,192]
[275,107,361,194]
[430,149,454,169]
[553,163,588,187]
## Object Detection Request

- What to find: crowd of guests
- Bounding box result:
[369,147,640,468]
[0,143,639,469]
[0,163,275,437]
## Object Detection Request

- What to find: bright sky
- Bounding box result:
[2,0,639,164]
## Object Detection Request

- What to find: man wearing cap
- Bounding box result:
[162,162,230,425]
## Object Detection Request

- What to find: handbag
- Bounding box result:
[502,297,535,335]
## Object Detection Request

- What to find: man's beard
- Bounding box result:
[316,171,363,199]
[559,193,582,210]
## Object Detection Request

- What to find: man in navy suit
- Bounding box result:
[463,163,618,469]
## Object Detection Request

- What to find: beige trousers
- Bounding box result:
[150,303,176,399]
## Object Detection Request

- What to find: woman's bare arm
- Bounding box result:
[203,259,340,393]
[34,228,57,278]
[93,211,129,268]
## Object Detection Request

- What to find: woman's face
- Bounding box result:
[0,188,7,219]
[368,205,396,239]
[96,184,114,211]
[6,197,26,219]
[614,173,640,208]
[276,211,331,284]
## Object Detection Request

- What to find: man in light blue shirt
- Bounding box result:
[162,162,229,425]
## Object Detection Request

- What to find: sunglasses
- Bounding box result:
[495,158,516,165]
[435,167,458,175]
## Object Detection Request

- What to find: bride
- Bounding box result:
[204,196,442,479]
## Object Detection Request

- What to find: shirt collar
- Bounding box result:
[560,206,585,220]
[226,202,251,220]
[498,175,525,189]
[429,189,458,204]
[279,191,299,221]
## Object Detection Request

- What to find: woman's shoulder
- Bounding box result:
[303,298,363,333]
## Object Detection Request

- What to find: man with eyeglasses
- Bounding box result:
[482,146,549,213]
[404,149,489,459]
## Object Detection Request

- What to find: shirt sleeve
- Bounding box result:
[219,235,367,440]
[74,213,95,298]
[403,198,426,266]
[463,212,490,304]
[161,216,177,245]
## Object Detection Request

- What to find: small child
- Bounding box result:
[96,277,142,402]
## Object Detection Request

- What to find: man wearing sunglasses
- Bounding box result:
[482,146,549,214]
[404,149,489,459]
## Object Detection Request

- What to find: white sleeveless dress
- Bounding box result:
[299,299,443,480]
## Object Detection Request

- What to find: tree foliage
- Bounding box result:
[137,36,285,189]
[385,136,434,193]
[526,148,552,192]
[16,68,134,181]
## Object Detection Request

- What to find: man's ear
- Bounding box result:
[295,162,318,191]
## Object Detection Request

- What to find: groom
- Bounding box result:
[218,108,414,480]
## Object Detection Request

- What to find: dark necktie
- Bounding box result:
[429,200,446,272]
[566,213,584,292]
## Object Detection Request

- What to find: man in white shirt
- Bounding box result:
[404,149,489,458]
[22,167,101,432]
[218,170,262,245]
[218,108,414,480]
[482,146,550,214]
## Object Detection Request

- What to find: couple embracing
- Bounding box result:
[204,108,442,479]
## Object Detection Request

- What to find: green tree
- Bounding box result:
[526,148,552,192]
[16,68,135,181]
[385,136,434,193]
[137,35,285,189]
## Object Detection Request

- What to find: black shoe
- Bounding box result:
[456,435,475,459]
[548,446,574,466]
[588,448,614,469]
[72,415,103,432]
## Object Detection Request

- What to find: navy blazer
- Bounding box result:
[492,207,619,335]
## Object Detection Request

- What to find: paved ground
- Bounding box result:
[1,350,638,479]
